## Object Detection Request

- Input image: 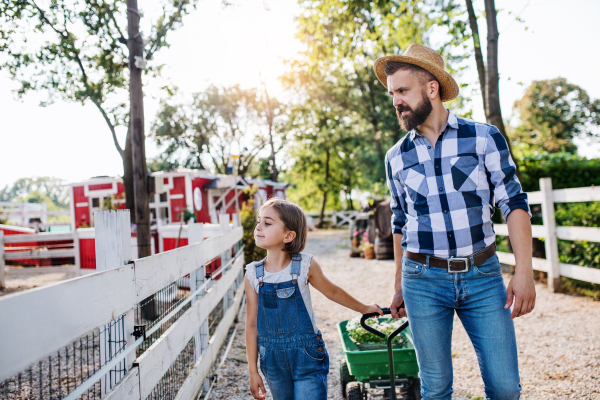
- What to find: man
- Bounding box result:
[376,44,536,399]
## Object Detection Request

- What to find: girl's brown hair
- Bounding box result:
[259,198,308,253]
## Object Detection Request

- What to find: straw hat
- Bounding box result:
[373,44,459,102]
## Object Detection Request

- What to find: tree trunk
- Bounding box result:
[346,173,354,210]
[318,149,331,229]
[465,0,488,116]
[269,124,278,182]
[262,82,278,182]
[483,0,503,133]
[484,0,521,177]
[127,0,151,259]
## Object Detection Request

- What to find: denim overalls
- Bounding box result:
[256,253,329,400]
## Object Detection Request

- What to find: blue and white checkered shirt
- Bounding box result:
[385,111,531,258]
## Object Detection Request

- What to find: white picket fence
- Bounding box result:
[0,209,245,400]
[495,178,600,291]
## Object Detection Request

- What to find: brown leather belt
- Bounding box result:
[405,243,496,273]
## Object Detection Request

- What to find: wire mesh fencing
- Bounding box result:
[145,337,196,400]
[0,315,127,400]
[1,240,244,400]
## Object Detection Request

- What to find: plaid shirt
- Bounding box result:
[385,111,531,258]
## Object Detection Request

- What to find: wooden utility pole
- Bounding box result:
[127,0,151,258]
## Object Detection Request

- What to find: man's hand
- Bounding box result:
[249,371,267,399]
[505,268,536,319]
[390,292,407,320]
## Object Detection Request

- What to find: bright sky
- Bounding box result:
[1,0,599,189]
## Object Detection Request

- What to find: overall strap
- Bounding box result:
[290,253,302,285]
[255,258,267,287]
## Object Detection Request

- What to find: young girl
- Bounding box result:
[245,198,382,400]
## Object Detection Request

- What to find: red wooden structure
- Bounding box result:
[1,169,288,270]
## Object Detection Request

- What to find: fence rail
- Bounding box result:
[0,209,245,400]
[496,177,600,290]
[306,210,359,228]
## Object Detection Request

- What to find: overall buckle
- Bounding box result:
[447,257,469,273]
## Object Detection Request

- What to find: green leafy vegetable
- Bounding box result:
[346,317,407,346]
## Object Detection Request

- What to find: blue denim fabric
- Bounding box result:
[401,254,521,400]
[256,254,329,400]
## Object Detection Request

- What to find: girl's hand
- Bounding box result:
[249,371,267,399]
[361,303,384,316]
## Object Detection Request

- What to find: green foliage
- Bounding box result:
[517,153,600,192]
[152,85,286,177]
[554,202,600,269]
[512,77,600,154]
[0,177,70,224]
[282,0,471,213]
[0,177,68,206]
[515,155,600,278]
[240,187,266,263]
[0,0,204,168]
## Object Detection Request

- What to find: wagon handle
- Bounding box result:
[360,305,409,400]
[360,304,408,338]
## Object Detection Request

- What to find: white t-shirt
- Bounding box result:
[245,253,319,334]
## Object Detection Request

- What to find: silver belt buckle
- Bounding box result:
[447,257,469,273]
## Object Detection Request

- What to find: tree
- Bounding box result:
[0,177,70,224]
[152,84,283,177]
[512,78,600,154]
[283,0,469,216]
[0,0,203,221]
[0,177,68,207]
[465,0,521,171]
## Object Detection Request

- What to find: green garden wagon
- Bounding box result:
[337,310,421,400]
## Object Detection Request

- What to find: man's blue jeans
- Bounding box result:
[401,254,521,400]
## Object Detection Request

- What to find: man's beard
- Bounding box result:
[396,89,433,132]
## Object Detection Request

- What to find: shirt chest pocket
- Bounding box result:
[400,163,429,203]
[450,155,480,192]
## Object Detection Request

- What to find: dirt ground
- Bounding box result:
[0,265,81,297]
[208,229,600,400]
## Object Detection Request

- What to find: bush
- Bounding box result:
[555,202,600,269]
[240,188,266,264]
[518,152,600,192]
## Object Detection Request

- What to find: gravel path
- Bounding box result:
[208,230,600,400]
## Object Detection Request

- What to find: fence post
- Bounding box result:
[73,228,81,275]
[232,213,241,229]
[540,178,561,292]
[219,214,234,310]
[188,222,210,392]
[94,210,134,396]
[0,231,5,289]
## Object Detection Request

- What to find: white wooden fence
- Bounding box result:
[306,210,359,228]
[0,209,245,400]
[0,201,70,229]
[495,178,600,291]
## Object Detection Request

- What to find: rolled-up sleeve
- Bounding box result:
[385,152,408,234]
[484,127,532,220]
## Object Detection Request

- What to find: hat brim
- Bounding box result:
[374,55,459,103]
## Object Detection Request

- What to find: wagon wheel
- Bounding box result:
[339,359,356,398]
[346,382,363,400]
[406,377,421,400]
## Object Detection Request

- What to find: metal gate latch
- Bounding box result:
[133,325,146,341]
